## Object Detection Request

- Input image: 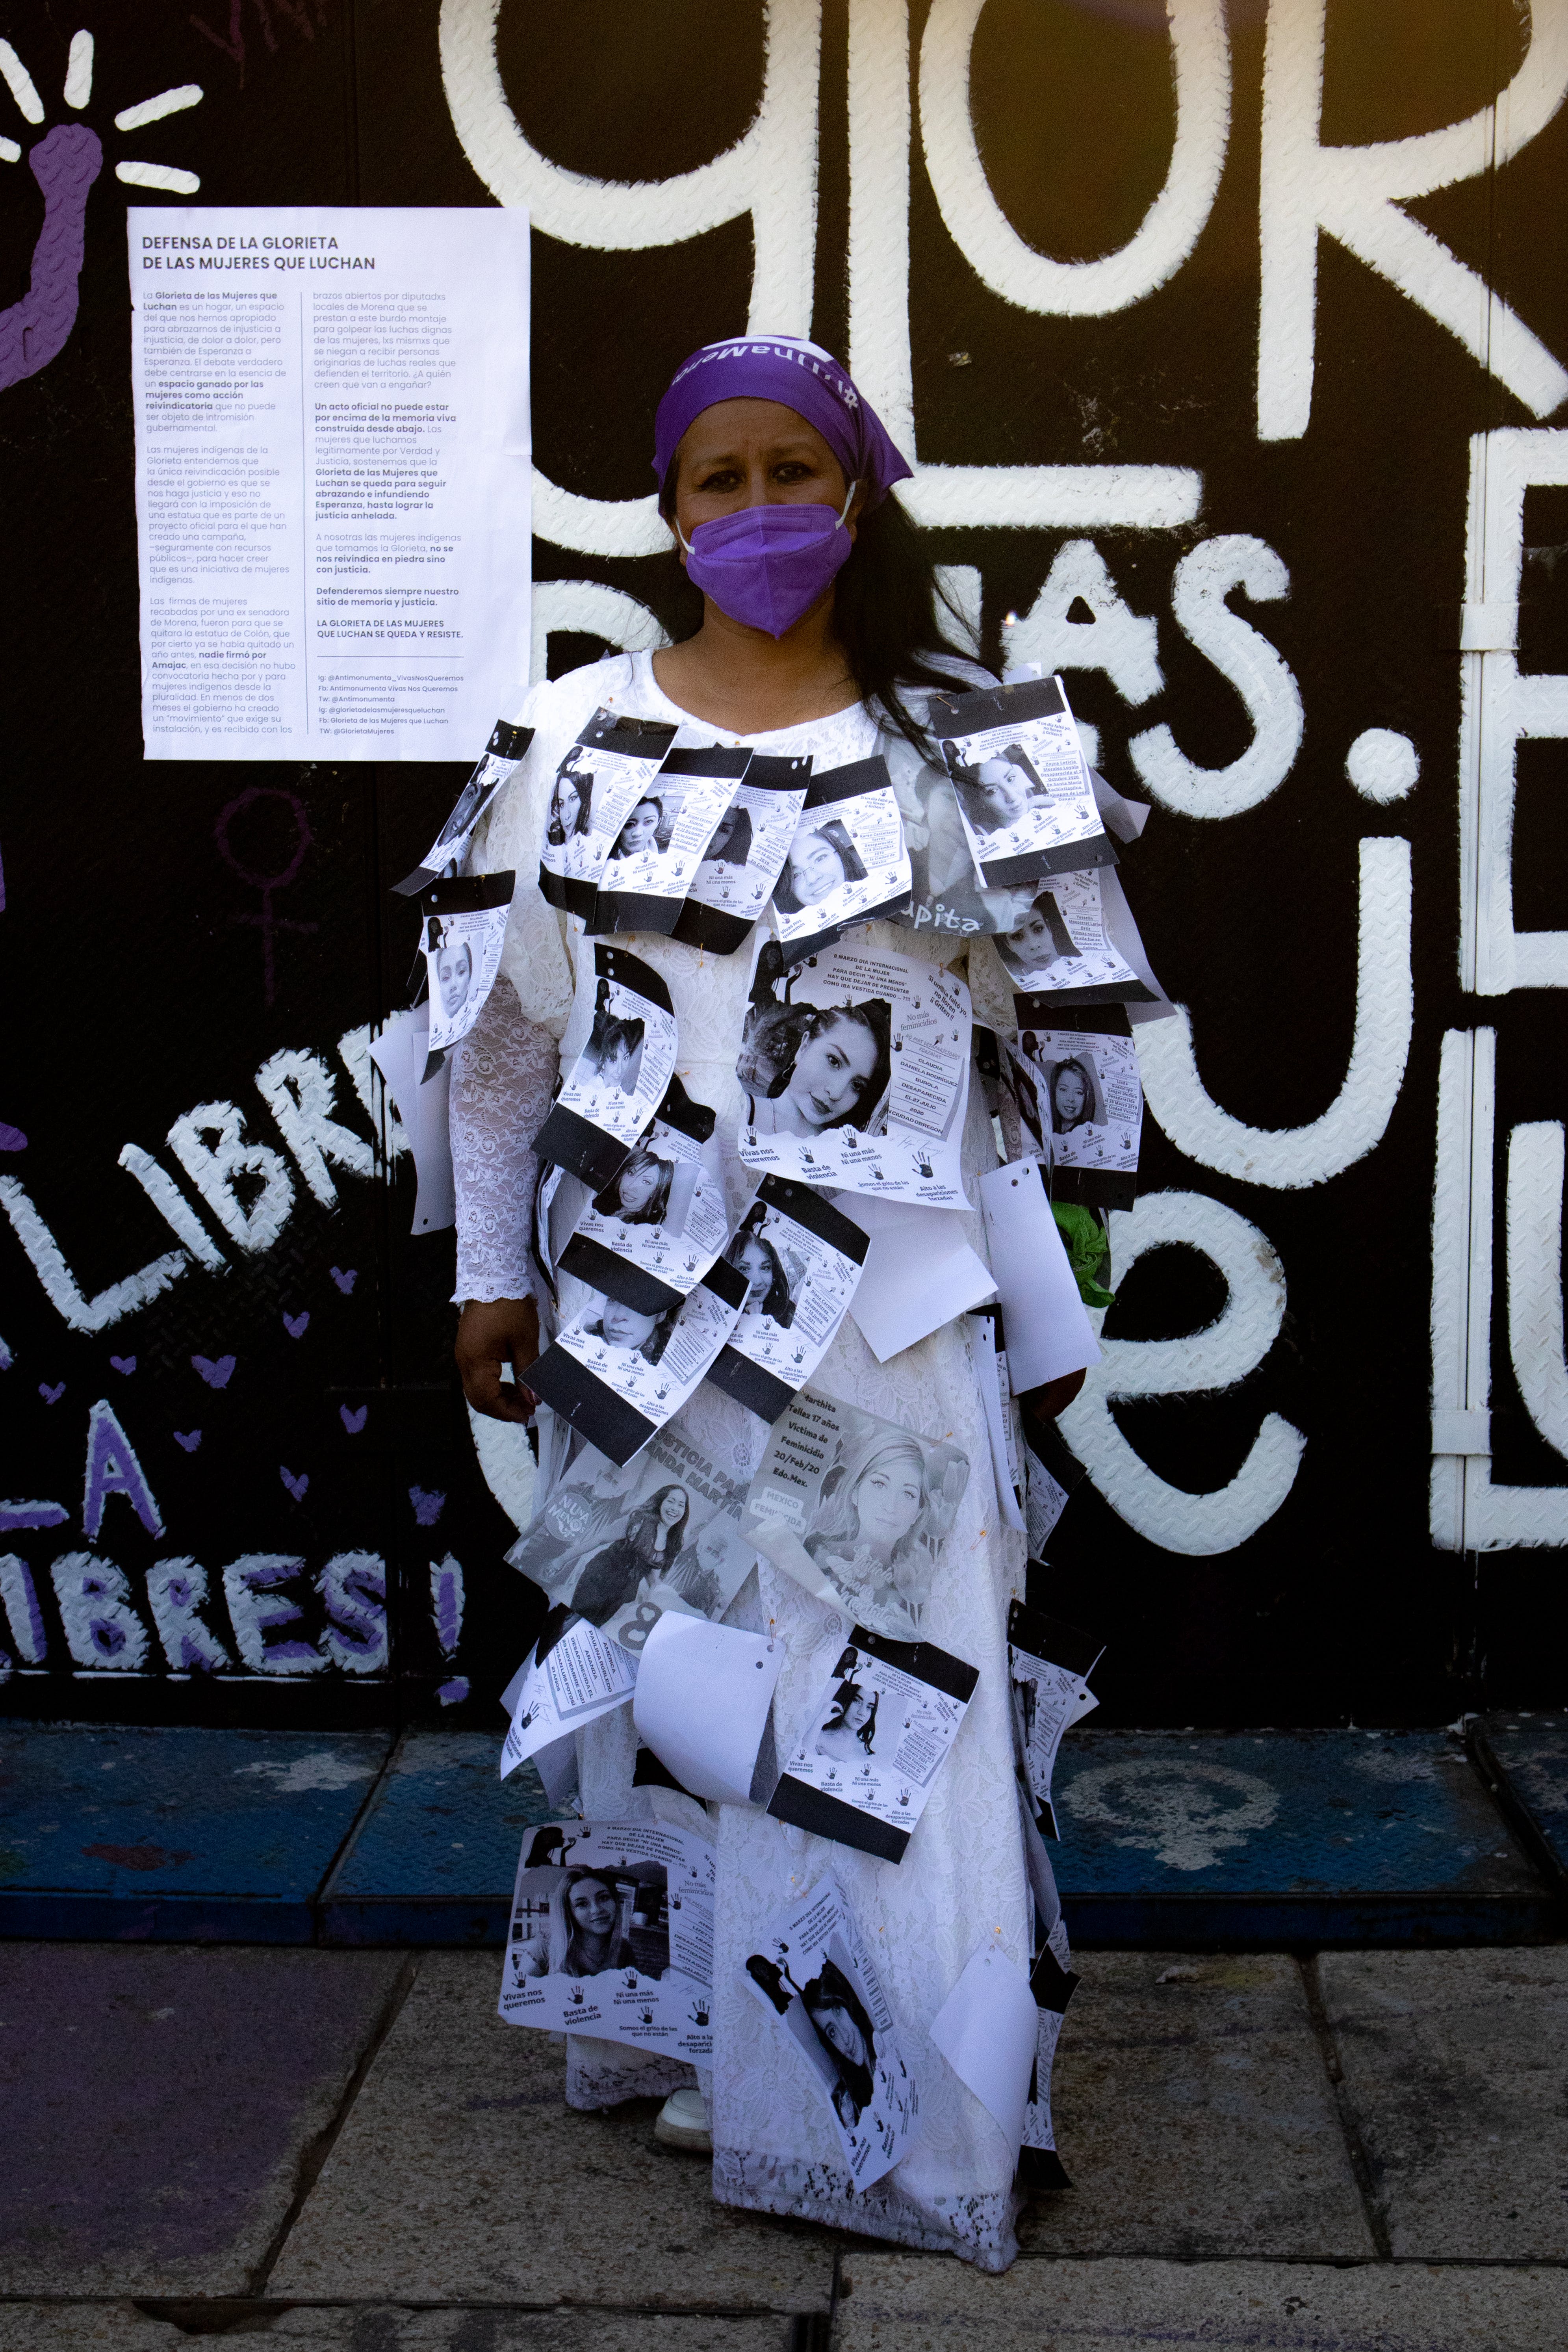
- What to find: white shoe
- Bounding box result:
[653,2084,712,2154]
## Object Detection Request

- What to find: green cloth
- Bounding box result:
[1052,1201,1115,1309]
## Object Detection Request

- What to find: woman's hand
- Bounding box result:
[456,1296,540,1424]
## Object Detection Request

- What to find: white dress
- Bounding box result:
[456,650,1038,2270]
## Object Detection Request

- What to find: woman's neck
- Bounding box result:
[652,591,860,734]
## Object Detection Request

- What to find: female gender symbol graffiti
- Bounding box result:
[215,785,317,1006]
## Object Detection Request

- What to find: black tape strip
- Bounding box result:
[525,1345,655,1469]
[592,941,674,1010]
[849,1624,980,1706]
[1050,1165,1137,1214]
[420,870,516,917]
[592,886,685,937]
[931,676,1066,734]
[1008,1598,1102,1682]
[657,744,753,780]
[1013,999,1134,1038]
[800,753,891,809]
[529,1102,632,1192]
[489,718,534,762]
[765,1774,910,1864]
[557,1231,683,1317]
[753,1174,871,1260]
[653,1072,716,1145]
[984,832,1117,887]
[669,901,756,956]
[705,1345,793,1424]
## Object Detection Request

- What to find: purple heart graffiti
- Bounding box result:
[0,1123,26,1152]
[283,1311,310,1339]
[409,1487,446,1527]
[0,124,103,393]
[173,1431,202,1454]
[109,1355,136,1376]
[330,1267,358,1294]
[38,1381,65,1405]
[340,1405,367,1434]
[280,1467,309,1502]
[192,1354,236,1389]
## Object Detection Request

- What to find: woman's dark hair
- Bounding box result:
[591,1148,672,1225]
[705,802,753,865]
[588,1013,644,1075]
[655,475,982,757]
[609,796,662,858]
[802,1959,877,2115]
[824,1678,879,1753]
[767,1001,893,1132]
[547,756,593,844]
[773,816,867,914]
[1050,1056,1095,1134]
[727,1216,795,1325]
[627,1483,691,1558]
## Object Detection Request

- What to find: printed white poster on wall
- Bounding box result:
[130,206,531,761]
[930,676,1112,888]
[498,1819,715,2064]
[539,710,677,920]
[993,868,1149,1004]
[706,1177,869,1424]
[498,1604,639,1778]
[527,1258,748,1467]
[1007,1599,1102,1840]
[592,744,753,937]
[737,939,972,1207]
[743,1873,920,2189]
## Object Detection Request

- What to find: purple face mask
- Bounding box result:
[676,484,857,639]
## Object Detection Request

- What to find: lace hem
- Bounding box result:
[566,2037,695,2110]
[713,2145,1020,2272]
[449,974,558,1305]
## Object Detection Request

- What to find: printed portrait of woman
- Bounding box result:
[429,921,474,1023]
[582,1008,646,1097]
[699,799,754,869]
[608,795,663,861]
[546,750,595,850]
[814,1677,880,1762]
[435,752,501,850]
[996,893,1076,980]
[1048,1054,1101,1135]
[726,1207,797,1325]
[802,1960,878,2130]
[950,748,1043,839]
[510,1867,637,1980]
[774,816,867,913]
[591,1146,674,1227]
[745,1001,892,1139]
[805,1430,946,1627]
[581,1291,677,1365]
[572,1481,691,1623]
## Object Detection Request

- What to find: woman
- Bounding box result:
[1051,1057,1095,1134]
[591,1147,673,1227]
[511,1868,637,1980]
[700,799,753,869]
[727,1209,796,1324]
[954,754,1037,839]
[429,921,473,1024]
[609,796,662,860]
[774,816,866,913]
[571,1483,692,1625]
[997,893,1076,980]
[546,754,594,850]
[451,334,1088,2270]
[814,1678,879,1762]
[744,1001,891,1138]
[581,1294,675,1365]
[805,1432,939,1626]
[582,1012,645,1097]
[802,1961,878,2130]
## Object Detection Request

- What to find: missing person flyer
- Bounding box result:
[539,710,677,919]
[1013,1004,1144,1212]
[499,1818,715,2063]
[767,1624,979,1864]
[592,744,753,936]
[770,755,911,963]
[706,1177,868,1424]
[736,939,972,1208]
[531,946,678,1190]
[743,1873,920,2189]
[1019,1940,1079,2190]
[418,870,514,1071]
[395,717,533,894]
[499,1604,639,1778]
[993,866,1153,1007]
[672,752,813,955]
[931,676,1112,887]
[1007,1599,1102,1840]
[527,1256,748,1467]
[557,1075,726,1314]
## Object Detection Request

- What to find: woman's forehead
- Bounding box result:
[677,398,842,471]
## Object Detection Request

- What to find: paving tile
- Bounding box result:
[1474,1710,1568,1889]
[0,2313,797,2350]
[0,2312,187,2351]
[319,1732,554,1947]
[269,1951,835,2311]
[0,1944,406,2295]
[834,2252,1568,2350]
[1017,1951,1374,2259]
[1321,1948,1568,2259]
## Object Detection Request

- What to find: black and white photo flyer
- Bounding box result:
[770,755,911,961]
[539,709,678,919]
[767,1624,979,1864]
[499,1819,715,2064]
[418,871,515,1063]
[672,753,813,954]
[504,1413,760,1653]
[395,718,533,893]
[527,1258,748,1467]
[531,947,678,1189]
[931,676,1112,887]
[743,1386,972,1640]
[737,939,972,1207]
[1019,1942,1079,2190]
[893,758,1064,945]
[743,1874,919,2189]
[499,1604,639,1778]
[1014,1007,1144,1212]
[994,867,1150,1004]
[707,1179,868,1423]
[1008,1599,1101,1840]
[558,1077,726,1314]
[593,744,753,936]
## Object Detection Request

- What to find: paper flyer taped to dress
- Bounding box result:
[766,1623,979,1864]
[1013,1009,1144,1212]
[531,947,677,1190]
[395,717,533,893]
[970,1304,1026,1535]
[770,755,911,962]
[1008,1599,1102,1840]
[505,1409,761,1652]
[539,710,679,920]
[1022,1411,1087,1557]
[743,1385,971,1642]
[892,757,1067,945]
[592,744,753,936]
[742,1873,919,2189]
[993,867,1149,1004]
[418,871,514,1065]
[528,1258,748,1468]
[499,1604,638,1778]
[737,939,972,1208]
[557,1076,725,1313]
[672,753,813,956]
[706,1179,868,1424]
[499,1819,715,2063]
[1019,1942,1079,2188]
[931,676,1112,887]
[366,1004,453,1236]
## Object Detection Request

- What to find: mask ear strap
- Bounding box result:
[672,515,694,556]
[837,480,859,527]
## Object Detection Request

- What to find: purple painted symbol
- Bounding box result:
[192,1354,236,1389]
[173,1431,203,1453]
[436,1676,469,1706]
[215,787,318,1006]
[280,1467,309,1502]
[0,1124,26,1153]
[283,1311,310,1339]
[110,1355,137,1376]
[0,1500,67,1532]
[0,124,104,393]
[330,1266,358,1294]
[340,1404,367,1434]
[38,1381,64,1405]
[409,1486,445,1526]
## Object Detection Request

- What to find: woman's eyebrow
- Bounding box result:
[690,438,828,470]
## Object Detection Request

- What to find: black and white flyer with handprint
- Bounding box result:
[557,1075,727,1313]
[931,674,1113,887]
[706,1177,868,1424]
[531,946,678,1190]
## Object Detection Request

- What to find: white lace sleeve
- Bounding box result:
[449,974,559,1305]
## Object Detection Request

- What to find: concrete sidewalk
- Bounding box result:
[3,1941,1565,2348]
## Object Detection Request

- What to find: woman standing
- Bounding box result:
[450,336,1082,2268]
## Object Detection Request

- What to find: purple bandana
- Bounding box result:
[653,337,914,508]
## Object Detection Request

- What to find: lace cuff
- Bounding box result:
[449,975,559,1305]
